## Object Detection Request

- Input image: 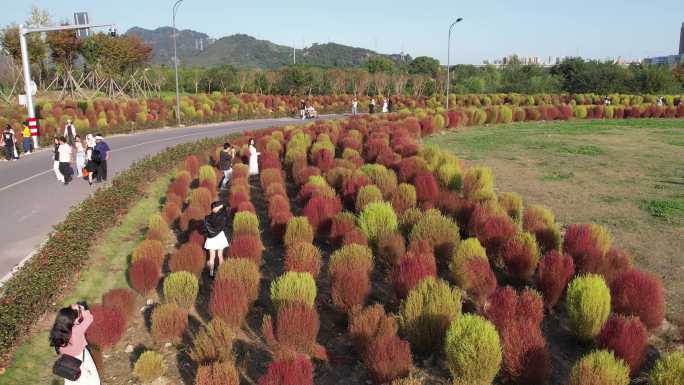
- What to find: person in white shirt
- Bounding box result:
[248,138,260,176]
[352,97,358,115]
[57,136,73,185]
[382,97,389,113]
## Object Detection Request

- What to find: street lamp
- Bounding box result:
[446,17,463,111]
[173,0,184,127]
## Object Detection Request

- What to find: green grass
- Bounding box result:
[642,197,684,222]
[0,173,173,385]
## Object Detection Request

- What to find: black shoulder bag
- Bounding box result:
[53,353,82,381]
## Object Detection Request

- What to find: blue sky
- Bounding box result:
[2,1,683,64]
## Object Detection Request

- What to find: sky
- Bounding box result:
[2,0,683,65]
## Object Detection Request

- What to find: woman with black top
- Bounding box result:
[53,137,64,183]
[219,142,235,189]
[204,201,229,277]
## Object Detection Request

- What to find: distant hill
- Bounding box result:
[126,27,412,69]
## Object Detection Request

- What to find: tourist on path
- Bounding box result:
[94,135,110,183]
[248,138,260,176]
[382,97,389,113]
[369,98,376,114]
[74,136,86,178]
[53,138,63,182]
[58,136,73,185]
[64,120,76,146]
[204,201,229,277]
[388,97,393,113]
[22,122,33,155]
[3,125,16,161]
[84,134,96,186]
[49,302,101,384]
[352,97,358,115]
[299,99,306,120]
[219,142,235,189]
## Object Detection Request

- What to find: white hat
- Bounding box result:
[95,135,104,140]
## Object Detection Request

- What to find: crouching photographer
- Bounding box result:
[49,302,101,384]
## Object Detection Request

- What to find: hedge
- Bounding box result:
[0,134,232,367]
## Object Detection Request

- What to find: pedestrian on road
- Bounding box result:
[369,98,376,114]
[204,201,228,277]
[74,136,86,178]
[22,122,33,155]
[64,120,76,146]
[3,125,16,161]
[58,136,73,185]
[93,135,110,183]
[299,99,306,120]
[219,142,235,189]
[382,97,389,113]
[388,97,393,113]
[352,97,358,115]
[248,138,260,176]
[49,302,101,384]
[53,138,64,182]
[84,134,96,186]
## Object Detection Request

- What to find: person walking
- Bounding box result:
[22,122,33,155]
[299,99,306,120]
[64,120,76,146]
[204,201,229,277]
[248,138,260,176]
[84,134,96,185]
[58,136,73,185]
[352,97,358,115]
[369,98,376,114]
[49,302,101,384]
[219,142,235,189]
[382,97,389,113]
[388,97,393,113]
[93,135,110,183]
[2,125,15,161]
[53,137,64,182]
[74,136,86,178]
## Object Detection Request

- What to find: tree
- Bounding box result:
[80,33,152,77]
[46,26,81,71]
[365,56,395,74]
[409,56,440,78]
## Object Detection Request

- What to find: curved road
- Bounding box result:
[0,116,338,282]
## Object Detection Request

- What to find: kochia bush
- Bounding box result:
[362,333,413,384]
[597,315,647,377]
[568,350,629,385]
[284,216,314,248]
[501,232,540,283]
[610,269,665,330]
[195,361,240,385]
[86,304,127,350]
[649,352,684,385]
[285,242,322,278]
[190,318,235,364]
[463,166,495,202]
[169,243,205,276]
[348,304,398,352]
[257,354,314,385]
[399,277,462,352]
[357,201,399,244]
[536,250,575,307]
[270,272,317,311]
[444,314,502,385]
[151,303,188,343]
[217,258,261,304]
[356,185,384,212]
[566,274,612,340]
[409,209,460,263]
[163,271,199,309]
[209,278,249,328]
[129,257,161,296]
[133,351,166,383]
[232,211,260,236]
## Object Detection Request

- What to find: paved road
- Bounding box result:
[0,116,336,282]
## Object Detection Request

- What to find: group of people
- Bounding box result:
[352,96,392,115]
[2,123,34,161]
[52,120,110,186]
[298,99,318,119]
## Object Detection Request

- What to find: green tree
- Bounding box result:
[365,56,395,74]
[409,56,440,78]
[46,26,81,70]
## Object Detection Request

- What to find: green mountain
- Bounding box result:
[126,27,412,69]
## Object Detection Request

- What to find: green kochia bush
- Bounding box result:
[649,352,684,385]
[444,314,502,385]
[357,201,398,243]
[163,271,199,309]
[569,350,629,385]
[409,209,460,263]
[399,277,462,352]
[133,350,166,383]
[566,274,611,340]
[270,272,317,311]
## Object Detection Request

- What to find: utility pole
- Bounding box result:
[173,0,184,127]
[19,22,112,148]
[446,18,463,111]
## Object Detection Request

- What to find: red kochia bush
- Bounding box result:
[262,302,326,360]
[258,354,314,385]
[396,156,427,183]
[610,269,665,330]
[184,155,200,178]
[209,278,249,329]
[597,315,647,377]
[461,258,497,307]
[391,251,437,299]
[348,305,398,353]
[188,230,205,246]
[228,191,250,209]
[330,214,356,246]
[469,207,517,257]
[362,333,413,384]
[562,223,608,274]
[414,172,439,204]
[129,257,161,296]
[536,250,575,307]
[331,266,371,313]
[102,288,136,318]
[228,234,264,265]
[163,201,182,223]
[86,304,127,350]
[169,243,205,276]
[342,228,369,247]
[302,195,342,235]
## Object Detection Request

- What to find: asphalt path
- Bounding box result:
[0,116,339,282]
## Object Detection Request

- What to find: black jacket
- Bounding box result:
[204,209,227,238]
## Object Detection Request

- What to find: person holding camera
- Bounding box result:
[49,302,101,384]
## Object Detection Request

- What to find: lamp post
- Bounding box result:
[173,0,184,127]
[446,17,463,111]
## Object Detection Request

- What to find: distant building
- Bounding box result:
[643,22,684,66]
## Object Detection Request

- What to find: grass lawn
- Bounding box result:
[0,172,173,385]
[424,118,684,320]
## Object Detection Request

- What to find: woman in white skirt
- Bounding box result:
[248,138,260,176]
[204,201,229,277]
[50,303,101,384]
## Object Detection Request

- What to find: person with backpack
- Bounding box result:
[93,135,110,183]
[64,120,76,146]
[204,201,229,277]
[219,142,235,189]
[58,136,73,185]
[3,125,15,161]
[49,302,101,384]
